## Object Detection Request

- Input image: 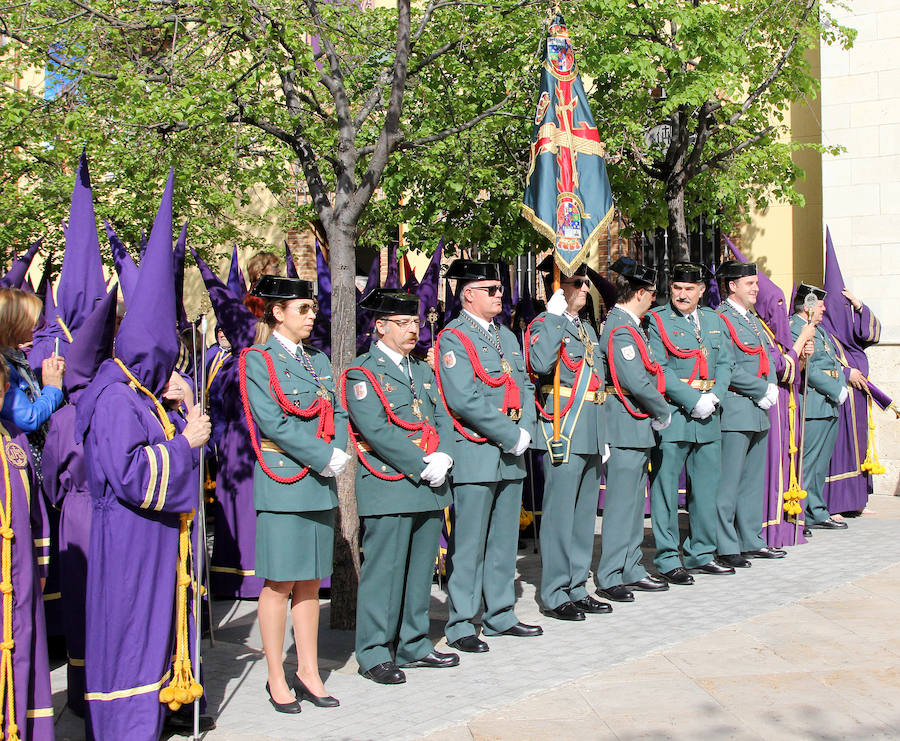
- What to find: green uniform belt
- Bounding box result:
[541,384,607,404]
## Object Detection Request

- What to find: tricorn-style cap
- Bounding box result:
[249,275,315,300]
[670,262,708,284]
[609,257,656,287]
[445,259,500,283]
[359,288,420,316]
[536,254,588,277]
[795,283,827,303]
[717,260,757,280]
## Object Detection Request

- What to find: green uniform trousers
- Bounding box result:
[716,430,768,555]
[650,440,719,571]
[596,447,650,588]
[445,480,522,642]
[539,452,602,609]
[355,511,443,673]
[803,417,840,525]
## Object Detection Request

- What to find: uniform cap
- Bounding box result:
[249,275,315,300]
[445,259,500,283]
[359,288,420,316]
[717,260,757,280]
[609,257,656,287]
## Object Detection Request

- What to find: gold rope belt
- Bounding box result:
[259,439,286,454]
[823,369,840,378]
[356,439,421,453]
[679,378,716,391]
[541,385,606,404]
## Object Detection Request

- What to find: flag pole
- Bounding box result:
[552,262,562,441]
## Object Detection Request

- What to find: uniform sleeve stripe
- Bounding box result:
[33,538,50,547]
[26,708,54,718]
[153,444,170,512]
[141,446,158,510]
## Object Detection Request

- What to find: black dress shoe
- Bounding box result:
[599,584,634,602]
[572,596,613,614]
[544,601,586,621]
[359,661,406,685]
[448,635,489,653]
[803,527,812,537]
[660,567,694,585]
[718,554,751,568]
[628,576,669,591]
[689,561,735,575]
[811,518,848,530]
[266,682,302,713]
[290,674,340,707]
[164,709,217,734]
[400,650,460,668]
[498,621,543,637]
[743,547,787,559]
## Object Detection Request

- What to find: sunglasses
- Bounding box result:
[384,318,422,329]
[468,285,504,297]
[289,300,319,315]
[564,278,591,289]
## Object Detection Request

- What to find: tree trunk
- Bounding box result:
[665,181,690,264]
[327,222,361,630]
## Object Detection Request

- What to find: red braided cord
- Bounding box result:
[523,323,579,422]
[647,310,707,382]
[434,328,521,443]
[238,347,334,484]
[718,313,770,378]
[607,325,665,419]
[338,366,438,481]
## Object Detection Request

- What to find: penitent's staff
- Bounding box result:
[795,291,819,542]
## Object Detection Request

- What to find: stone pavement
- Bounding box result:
[51,496,900,741]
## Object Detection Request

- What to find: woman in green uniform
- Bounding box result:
[239,275,349,713]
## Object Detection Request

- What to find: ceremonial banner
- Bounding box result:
[522,13,614,276]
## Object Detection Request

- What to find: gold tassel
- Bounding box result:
[860,394,886,475]
[782,387,808,517]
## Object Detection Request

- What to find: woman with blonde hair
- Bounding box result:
[238,275,348,713]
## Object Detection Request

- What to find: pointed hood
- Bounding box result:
[1,238,42,289]
[174,221,190,332]
[384,244,400,289]
[724,236,792,348]
[114,169,179,395]
[105,220,140,303]
[309,239,331,356]
[57,151,107,333]
[706,262,722,309]
[226,245,246,298]
[285,241,299,279]
[821,227,854,345]
[191,246,257,352]
[584,265,617,315]
[413,240,442,354]
[65,287,118,400]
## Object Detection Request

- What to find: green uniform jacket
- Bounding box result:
[717,301,776,433]
[436,314,536,484]
[646,304,733,443]
[344,344,452,517]
[526,311,606,454]
[243,335,348,512]
[791,315,845,420]
[598,305,670,448]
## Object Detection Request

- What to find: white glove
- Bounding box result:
[758,396,774,411]
[690,393,717,420]
[650,413,671,431]
[838,386,849,405]
[420,451,453,487]
[601,443,611,464]
[764,383,778,406]
[320,447,351,477]
[546,288,568,316]
[508,427,532,457]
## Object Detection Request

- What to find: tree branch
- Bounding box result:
[695,125,775,175]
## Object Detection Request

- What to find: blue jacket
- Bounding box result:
[0,361,63,433]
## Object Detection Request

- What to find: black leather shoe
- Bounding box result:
[743,547,787,559]
[803,527,812,537]
[400,650,460,668]
[660,567,694,585]
[718,554,752,568]
[359,661,406,685]
[290,674,340,707]
[628,576,669,591]
[543,601,586,621]
[266,682,301,713]
[599,584,634,602]
[689,561,735,575]
[448,635,489,653]
[164,709,217,733]
[572,596,613,614]
[811,518,848,530]
[498,621,543,637]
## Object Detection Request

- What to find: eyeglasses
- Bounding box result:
[290,300,319,315]
[564,278,591,289]
[468,285,504,297]
[384,318,422,329]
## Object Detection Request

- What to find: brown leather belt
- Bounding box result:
[541,385,606,404]
[680,378,716,391]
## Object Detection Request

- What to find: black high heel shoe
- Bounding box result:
[290,674,340,708]
[266,681,301,714]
